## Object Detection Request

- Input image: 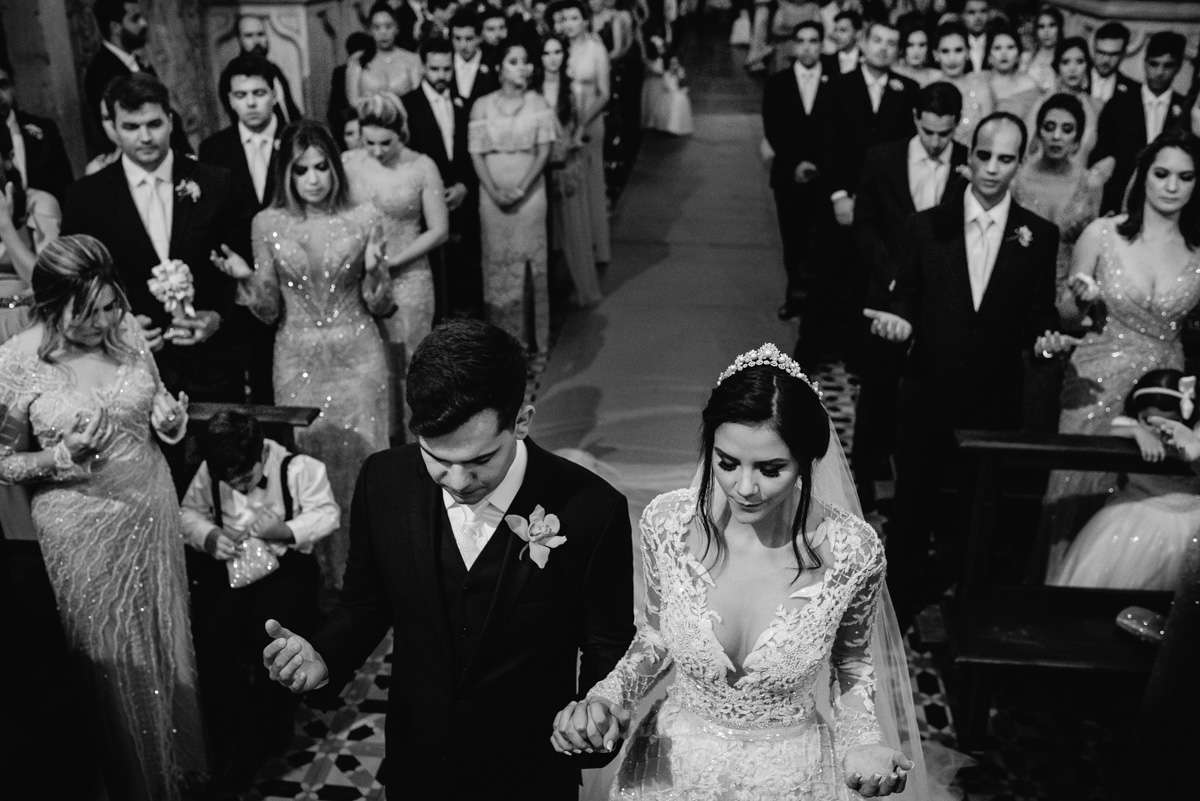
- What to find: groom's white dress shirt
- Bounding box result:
[964,189,1011,311]
[444,439,528,570]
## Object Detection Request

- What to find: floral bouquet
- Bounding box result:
[146,259,196,340]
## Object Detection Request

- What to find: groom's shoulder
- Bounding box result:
[532,444,627,508]
[360,444,426,485]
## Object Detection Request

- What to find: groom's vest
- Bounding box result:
[437,511,509,680]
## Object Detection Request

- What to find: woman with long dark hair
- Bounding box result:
[0,234,197,801]
[1041,130,1200,576]
[1023,4,1062,92]
[1023,36,1101,163]
[212,120,393,589]
[346,1,424,106]
[551,344,929,799]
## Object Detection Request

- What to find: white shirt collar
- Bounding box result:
[1092,70,1114,87]
[441,438,528,515]
[840,47,859,63]
[908,135,951,166]
[422,80,451,103]
[794,61,821,79]
[457,51,482,69]
[861,66,888,87]
[1142,84,1171,106]
[121,149,174,189]
[964,188,1012,230]
[102,41,140,73]
[239,115,277,146]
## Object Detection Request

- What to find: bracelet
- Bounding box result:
[52,441,75,471]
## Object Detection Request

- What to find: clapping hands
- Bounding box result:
[550,697,629,755]
[843,744,914,797]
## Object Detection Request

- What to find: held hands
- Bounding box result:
[843,744,914,798]
[63,408,112,463]
[1033,330,1084,359]
[168,310,221,346]
[550,697,629,755]
[263,619,329,693]
[150,389,187,439]
[366,224,391,274]
[863,309,913,343]
[1067,273,1101,304]
[1148,416,1200,462]
[135,314,164,352]
[210,244,253,280]
[833,195,855,226]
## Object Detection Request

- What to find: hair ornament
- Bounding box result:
[1133,375,1196,419]
[716,342,821,396]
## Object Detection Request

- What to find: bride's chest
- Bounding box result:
[28,361,154,442]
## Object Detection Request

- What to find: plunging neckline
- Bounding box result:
[1104,223,1200,305]
[681,518,840,685]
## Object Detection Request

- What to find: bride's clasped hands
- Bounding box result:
[550,696,629,754]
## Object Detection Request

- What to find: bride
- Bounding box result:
[551,343,923,799]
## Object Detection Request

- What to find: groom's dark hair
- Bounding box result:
[407,320,528,437]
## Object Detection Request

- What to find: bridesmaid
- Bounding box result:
[986,20,1041,119]
[538,33,601,308]
[346,2,424,107]
[343,92,449,437]
[1023,5,1063,93]
[893,17,941,87]
[932,21,994,146]
[1024,37,1102,164]
[559,0,613,267]
[470,41,558,362]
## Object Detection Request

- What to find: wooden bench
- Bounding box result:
[950,431,1183,747]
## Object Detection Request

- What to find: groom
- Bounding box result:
[263,320,634,799]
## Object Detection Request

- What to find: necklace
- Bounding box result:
[495,92,526,117]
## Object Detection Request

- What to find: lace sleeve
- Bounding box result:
[585,497,675,712]
[830,522,886,753]
[0,343,84,485]
[468,116,493,155]
[238,212,283,324]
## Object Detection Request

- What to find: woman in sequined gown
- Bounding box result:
[1041,132,1200,576]
[470,42,557,358]
[0,235,199,801]
[343,92,448,436]
[346,3,424,107]
[932,23,994,147]
[215,122,393,590]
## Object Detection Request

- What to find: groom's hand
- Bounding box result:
[263,618,329,693]
[550,697,628,754]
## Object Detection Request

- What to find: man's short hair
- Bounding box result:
[449,9,480,33]
[834,10,862,29]
[105,73,170,117]
[202,411,264,482]
[916,81,963,119]
[793,20,824,41]
[1146,31,1186,62]
[218,53,276,101]
[407,320,528,437]
[1094,21,1131,47]
[93,0,130,33]
[420,36,454,61]
[971,110,1028,157]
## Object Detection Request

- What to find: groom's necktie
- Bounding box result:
[450,502,496,570]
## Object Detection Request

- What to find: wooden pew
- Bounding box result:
[187,402,320,451]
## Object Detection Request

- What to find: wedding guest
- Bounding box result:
[865,112,1060,627]
[595,0,643,196]
[212,120,393,590]
[893,16,941,87]
[854,81,966,511]
[559,0,613,267]
[1090,22,1137,107]
[480,6,510,68]
[424,0,458,41]
[347,2,425,108]
[1041,131,1200,577]
[451,10,499,109]
[0,65,73,201]
[961,0,989,73]
[344,92,449,436]
[180,410,338,789]
[538,33,601,307]
[931,21,993,146]
[62,74,246,406]
[393,0,431,50]
[327,32,372,133]
[338,106,363,151]
[0,127,59,266]
[831,9,862,74]
[986,20,1040,120]
[469,41,557,361]
[1023,5,1061,92]
[0,234,199,801]
[640,38,694,136]
[1092,31,1189,215]
[232,14,302,123]
[405,37,483,319]
[1023,37,1101,164]
[763,20,836,324]
[200,53,286,405]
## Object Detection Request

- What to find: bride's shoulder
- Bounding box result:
[815,500,884,574]
[639,488,698,539]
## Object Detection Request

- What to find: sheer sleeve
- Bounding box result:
[829,522,886,752]
[585,497,675,712]
[238,211,283,324]
[120,316,188,445]
[0,341,86,485]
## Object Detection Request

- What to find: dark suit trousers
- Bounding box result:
[772,183,824,305]
[442,204,483,318]
[850,334,907,509]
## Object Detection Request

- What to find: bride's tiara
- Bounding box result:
[716,343,821,396]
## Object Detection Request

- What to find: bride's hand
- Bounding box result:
[844,744,913,797]
[550,697,628,754]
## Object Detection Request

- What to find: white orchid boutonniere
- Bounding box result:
[888,78,904,92]
[1015,225,1033,247]
[22,123,43,140]
[1172,104,1183,117]
[175,179,201,202]
[505,505,565,568]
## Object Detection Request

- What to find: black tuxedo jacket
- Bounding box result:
[402,86,474,191]
[1091,85,1189,214]
[451,55,499,110]
[12,111,73,201]
[198,124,281,216]
[82,47,193,159]
[311,440,634,794]
[762,63,838,190]
[857,138,969,309]
[891,187,1059,427]
[60,157,248,399]
[828,68,919,196]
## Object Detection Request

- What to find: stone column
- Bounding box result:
[144,0,223,144]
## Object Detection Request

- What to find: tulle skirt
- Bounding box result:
[641,76,694,137]
[1049,483,1200,591]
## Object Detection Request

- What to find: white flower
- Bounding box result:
[22,123,43,140]
[147,260,196,319]
[888,79,904,92]
[504,505,565,569]
[1016,225,1033,247]
[1172,104,1182,117]
[175,179,201,202]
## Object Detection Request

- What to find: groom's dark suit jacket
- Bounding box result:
[312,439,634,798]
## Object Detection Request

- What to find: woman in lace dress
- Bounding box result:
[470,42,557,360]
[1023,37,1101,165]
[214,121,393,590]
[343,92,448,436]
[553,347,918,799]
[1041,131,1200,577]
[932,22,993,146]
[346,2,424,107]
[0,235,198,801]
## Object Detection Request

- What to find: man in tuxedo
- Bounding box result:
[62,74,246,405]
[0,65,73,202]
[831,10,862,74]
[821,17,917,366]
[763,21,837,323]
[199,53,285,404]
[451,10,498,109]
[406,38,483,319]
[866,112,1061,627]
[263,319,634,800]
[233,15,303,124]
[480,7,510,70]
[1090,22,1138,107]
[853,81,968,512]
[1092,31,1189,215]
[394,0,431,50]
[962,0,990,73]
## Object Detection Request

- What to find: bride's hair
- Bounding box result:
[696,366,830,579]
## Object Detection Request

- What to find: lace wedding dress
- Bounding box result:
[587,488,888,800]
